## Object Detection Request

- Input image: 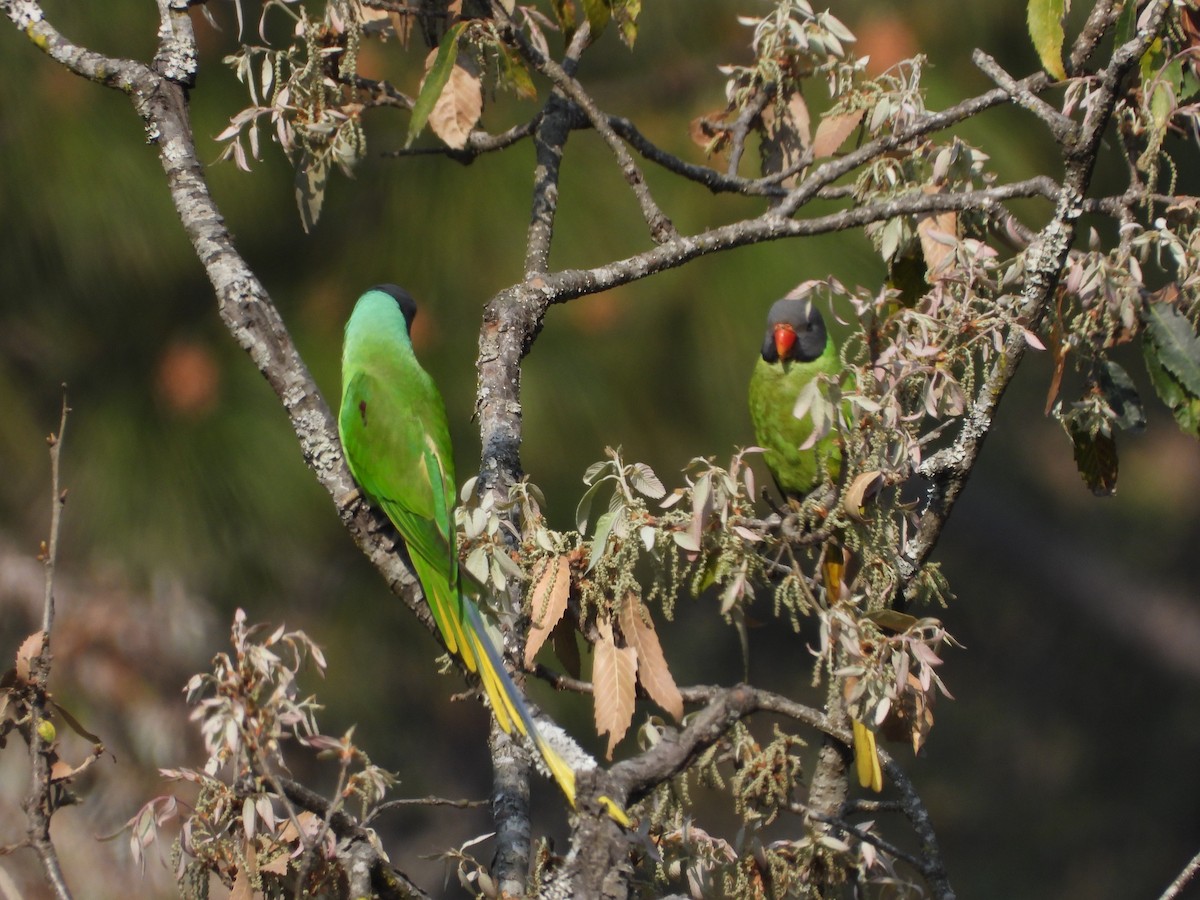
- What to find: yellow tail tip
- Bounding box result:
[852,719,883,792]
[598,795,633,828]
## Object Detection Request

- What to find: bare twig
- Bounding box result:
[22,389,73,900]
[973,50,1076,142]
[494,4,676,243]
[1159,847,1200,900]
[791,801,927,872]
[40,389,68,635]
[366,794,488,822]
[386,117,538,162]
[727,82,772,177]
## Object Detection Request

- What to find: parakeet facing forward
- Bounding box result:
[338,285,578,806]
[748,296,881,791]
[748,296,843,496]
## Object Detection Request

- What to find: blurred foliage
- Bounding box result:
[1,0,1200,898]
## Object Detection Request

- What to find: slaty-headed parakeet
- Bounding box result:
[338,285,579,806]
[749,296,843,496]
[748,296,881,791]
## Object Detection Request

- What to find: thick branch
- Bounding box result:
[579,683,953,899]
[2,6,565,884]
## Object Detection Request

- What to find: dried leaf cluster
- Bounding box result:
[127,610,398,899]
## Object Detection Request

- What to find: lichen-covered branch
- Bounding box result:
[900,0,1171,582]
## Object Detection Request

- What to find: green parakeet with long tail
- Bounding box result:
[338,285,582,808]
[748,295,882,792]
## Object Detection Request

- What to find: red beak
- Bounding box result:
[773,323,797,360]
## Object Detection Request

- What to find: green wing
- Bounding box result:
[340,367,475,670]
[339,357,585,808]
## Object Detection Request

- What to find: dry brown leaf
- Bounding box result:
[15,631,45,684]
[689,110,731,155]
[862,608,919,634]
[593,618,637,760]
[916,188,958,279]
[879,673,936,753]
[618,593,683,721]
[525,556,571,667]
[811,108,864,159]
[230,869,254,900]
[425,53,482,150]
[759,91,811,187]
[843,470,884,522]
[260,848,291,876]
[278,810,320,844]
[1044,328,1068,415]
[49,743,102,782]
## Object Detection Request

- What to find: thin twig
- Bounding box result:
[365,795,488,823]
[727,82,773,177]
[1159,847,1200,900]
[790,802,926,872]
[23,389,73,900]
[494,3,676,243]
[385,117,538,162]
[973,50,1076,142]
[40,388,68,636]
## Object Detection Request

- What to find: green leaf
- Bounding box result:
[611,0,640,47]
[1099,360,1145,433]
[1067,419,1118,496]
[581,0,610,41]
[1027,0,1068,81]
[587,509,619,573]
[1114,0,1136,47]
[550,0,578,41]
[1143,334,1200,437]
[405,22,466,148]
[1143,301,1200,397]
[499,44,537,100]
[575,479,604,533]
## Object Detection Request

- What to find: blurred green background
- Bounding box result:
[2,1,1199,897]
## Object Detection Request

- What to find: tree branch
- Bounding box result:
[1,7,557,890]
[495,4,676,244]
[900,0,1171,586]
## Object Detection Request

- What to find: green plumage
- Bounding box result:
[339,285,577,805]
[748,297,843,497]
[748,296,882,789]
